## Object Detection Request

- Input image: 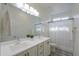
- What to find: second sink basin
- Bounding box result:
[9,41,32,51]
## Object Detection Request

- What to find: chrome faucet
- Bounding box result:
[13,36,20,44]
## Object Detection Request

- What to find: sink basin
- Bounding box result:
[10,41,31,51]
[9,38,37,51]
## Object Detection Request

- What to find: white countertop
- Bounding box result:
[0,36,50,56]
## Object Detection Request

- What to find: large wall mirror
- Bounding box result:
[0,3,40,42]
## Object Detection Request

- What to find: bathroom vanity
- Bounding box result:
[0,36,50,56]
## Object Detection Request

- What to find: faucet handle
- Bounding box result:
[13,36,16,38]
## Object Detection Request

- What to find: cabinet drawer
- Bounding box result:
[27,46,37,56]
[38,50,44,56]
[15,51,27,56]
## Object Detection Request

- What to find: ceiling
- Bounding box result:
[29,3,74,19]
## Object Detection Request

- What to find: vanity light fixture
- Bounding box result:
[13,3,39,16]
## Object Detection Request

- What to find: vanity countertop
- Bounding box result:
[0,36,50,56]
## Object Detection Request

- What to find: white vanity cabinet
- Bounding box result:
[15,40,50,56]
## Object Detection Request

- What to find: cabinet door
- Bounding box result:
[37,42,44,56]
[27,46,37,56]
[44,40,50,56]
[15,51,27,56]
[31,46,37,56]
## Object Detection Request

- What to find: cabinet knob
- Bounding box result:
[27,52,29,56]
[40,45,43,47]
[24,54,27,56]
[47,41,49,44]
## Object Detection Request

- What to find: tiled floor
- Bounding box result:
[50,48,73,56]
